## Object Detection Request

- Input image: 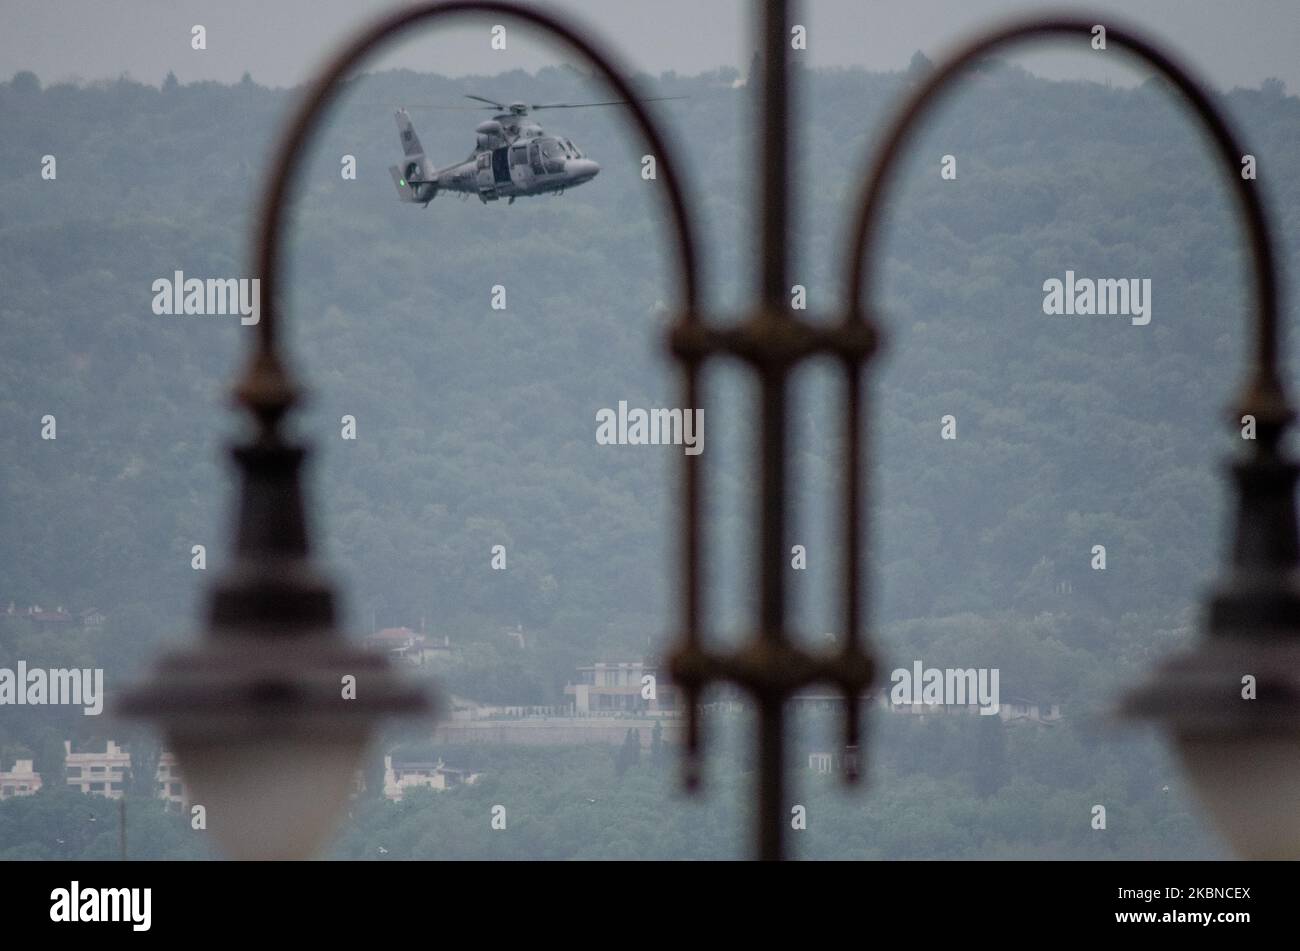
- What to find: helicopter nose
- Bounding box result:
[570,159,600,181]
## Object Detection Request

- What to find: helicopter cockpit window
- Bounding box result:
[540,138,566,174]
[564,139,582,158]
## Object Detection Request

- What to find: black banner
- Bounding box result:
[0,859,1284,940]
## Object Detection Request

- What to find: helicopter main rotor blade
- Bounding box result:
[530,96,687,110]
[464,94,508,110]
[363,104,488,110]
[361,94,687,112]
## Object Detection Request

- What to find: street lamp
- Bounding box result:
[838,17,1294,859]
[117,347,434,859]
[122,1,700,861]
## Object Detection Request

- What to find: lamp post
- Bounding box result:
[838,17,1293,859]
[667,0,880,862]
[117,362,433,858]
[121,1,700,861]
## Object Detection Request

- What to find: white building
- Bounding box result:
[65,740,130,798]
[0,759,42,799]
[383,754,480,801]
[564,660,679,714]
[154,751,191,808]
[63,740,191,805]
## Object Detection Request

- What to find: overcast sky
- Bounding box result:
[2,0,1297,92]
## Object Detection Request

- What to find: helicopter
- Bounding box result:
[387,94,676,206]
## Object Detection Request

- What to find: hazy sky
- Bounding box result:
[2,0,1297,92]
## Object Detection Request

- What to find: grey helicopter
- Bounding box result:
[387,94,677,206]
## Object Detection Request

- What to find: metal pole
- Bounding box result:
[755,0,794,863]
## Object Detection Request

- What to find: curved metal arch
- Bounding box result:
[240,0,702,418]
[841,16,1289,436]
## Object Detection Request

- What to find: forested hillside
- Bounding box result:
[2,57,1299,858]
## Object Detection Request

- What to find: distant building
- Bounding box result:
[447,694,487,721]
[382,754,480,801]
[154,751,191,808]
[808,752,839,775]
[365,626,419,655]
[998,698,1063,724]
[3,603,104,630]
[65,740,130,798]
[782,689,1065,723]
[444,695,573,723]
[64,740,191,804]
[0,759,42,799]
[364,627,451,667]
[79,609,107,630]
[25,604,75,626]
[409,634,452,666]
[65,737,131,800]
[805,748,865,776]
[565,660,679,714]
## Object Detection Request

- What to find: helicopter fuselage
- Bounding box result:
[390,107,599,206]
[443,138,601,202]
